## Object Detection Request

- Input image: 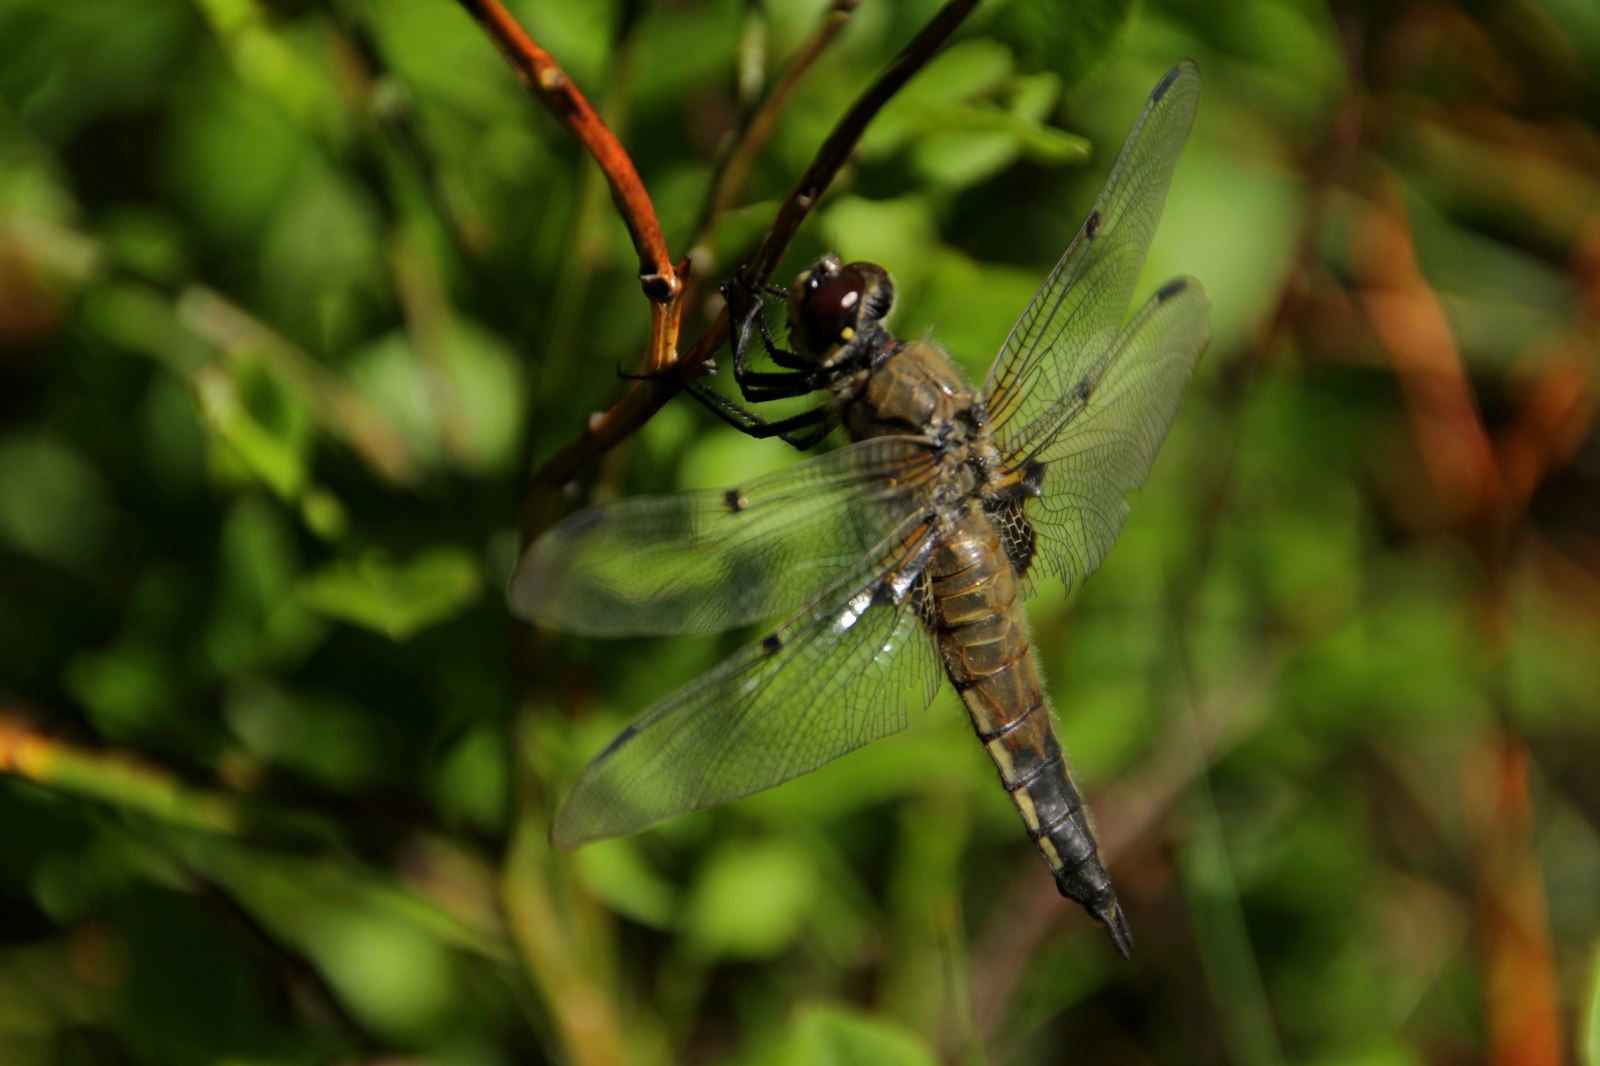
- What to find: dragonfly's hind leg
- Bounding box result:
[681,379,835,449]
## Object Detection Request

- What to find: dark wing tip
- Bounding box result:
[1152,59,1201,103]
[1155,277,1190,302]
[1094,895,1136,960]
[1153,276,1211,312]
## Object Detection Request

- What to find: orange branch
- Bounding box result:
[1,713,248,836]
[1351,175,1504,519]
[456,0,678,302]
[1463,734,1565,1066]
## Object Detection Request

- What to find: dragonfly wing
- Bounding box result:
[511,436,938,637]
[984,61,1201,465]
[1019,277,1210,593]
[551,516,944,849]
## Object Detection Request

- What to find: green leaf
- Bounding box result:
[223,683,382,789]
[205,495,324,675]
[0,433,112,572]
[573,840,678,929]
[776,1004,938,1066]
[296,548,482,640]
[985,0,1138,89]
[911,106,1090,188]
[347,319,525,476]
[192,356,313,500]
[681,838,818,960]
[862,38,1088,190]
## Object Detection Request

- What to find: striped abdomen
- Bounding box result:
[928,508,1134,956]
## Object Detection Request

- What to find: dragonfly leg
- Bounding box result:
[723,296,826,405]
[747,302,811,371]
[724,277,811,373]
[682,379,834,449]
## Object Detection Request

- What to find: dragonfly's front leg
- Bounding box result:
[723,277,813,377]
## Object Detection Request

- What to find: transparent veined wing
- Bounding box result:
[550,514,944,848]
[984,61,1201,465]
[510,436,938,637]
[1019,277,1210,594]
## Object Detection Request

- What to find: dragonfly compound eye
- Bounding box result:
[789,260,895,362]
[793,268,866,359]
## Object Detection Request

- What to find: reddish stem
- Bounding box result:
[455,0,678,301]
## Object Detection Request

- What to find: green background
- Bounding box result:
[1,0,1597,1063]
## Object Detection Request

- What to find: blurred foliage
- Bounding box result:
[1,0,1598,1063]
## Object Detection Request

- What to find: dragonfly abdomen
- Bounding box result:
[929,510,1134,957]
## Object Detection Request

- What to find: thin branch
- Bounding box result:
[522,0,980,521]
[455,0,678,302]
[1351,172,1505,520]
[1462,733,1565,1066]
[0,712,309,841]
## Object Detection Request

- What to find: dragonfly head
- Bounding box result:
[787,255,894,365]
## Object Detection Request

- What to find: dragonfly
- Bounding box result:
[511,61,1208,957]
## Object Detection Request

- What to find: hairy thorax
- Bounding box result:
[832,339,1005,514]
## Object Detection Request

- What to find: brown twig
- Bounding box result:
[521,0,980,524]
[454,0,679,303]
[1462,734,1565,1066]
[1351,172,1505,521]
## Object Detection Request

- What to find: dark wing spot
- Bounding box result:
[761,633,783,656]
[1156,277,1188,302]
[1152,63,1181,102]
[1019,460,1045,498]
[1074,378,1093,403]
[724,488,749,513]
[1083,210,1101,240]
[597,722,639,760]
[989,461,1046,501]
